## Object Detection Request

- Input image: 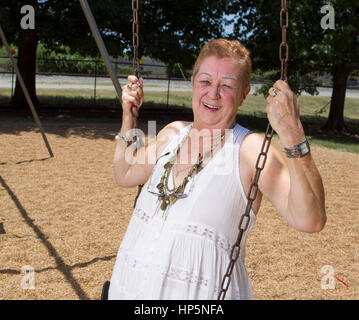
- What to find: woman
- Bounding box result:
[108,39,326,299]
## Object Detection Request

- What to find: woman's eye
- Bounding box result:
[222,84,232,89]
[200,80,210,85]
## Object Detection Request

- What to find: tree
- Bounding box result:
[138,0,227,71]
[0,0,228,109]
[0,0,132,108]
[1,0,39,106]
[228,0,359,132]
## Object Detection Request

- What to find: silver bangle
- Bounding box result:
[115,133,132,143]
[284,138,310,158]
[115,133,144,149]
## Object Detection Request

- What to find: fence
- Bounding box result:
[0,56,358,109]
[0,56,192,109]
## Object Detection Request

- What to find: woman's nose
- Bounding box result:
[207,84,220,99]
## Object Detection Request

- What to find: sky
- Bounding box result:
[223,14,236,36]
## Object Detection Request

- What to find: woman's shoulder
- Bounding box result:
[240,132,265,157]
[239,131,282,175]
[238,132,269,175]
[155,120,192,153]
[161,120,192,132]
[158,120,192,138]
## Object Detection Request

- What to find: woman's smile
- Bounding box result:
[202,102,221,112]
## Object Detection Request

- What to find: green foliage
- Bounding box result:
[229,0,359,95]
[36,44,107,74]
[0,45,17,71]
[139,0,228,69]
[0,0,229,69]
[0,0,131,57]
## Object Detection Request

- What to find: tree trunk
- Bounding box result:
[10,31,39,108]
[322,61,351,132]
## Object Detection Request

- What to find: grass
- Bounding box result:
[0,88,358,154]
[239,94,359,154]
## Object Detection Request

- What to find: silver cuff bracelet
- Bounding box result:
[284,138,310,158]
[115,133,144,149]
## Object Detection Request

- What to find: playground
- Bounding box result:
[1,0,359,301]
[0,114,358,300]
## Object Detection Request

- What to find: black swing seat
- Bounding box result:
[101,281,111,300]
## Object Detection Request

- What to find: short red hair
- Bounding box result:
[192,39,252,89]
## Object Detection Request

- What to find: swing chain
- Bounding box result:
[217,126,274,300]
[280,0,288,82]
[131,0,144,206]
[132,0,140,78]
[218,0,288,300]
[130,0,140,119]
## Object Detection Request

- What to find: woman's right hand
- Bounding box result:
[121,75,144,117]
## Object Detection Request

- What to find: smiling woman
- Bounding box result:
[109,38,326,300]
[189,39,252,133]
[191,55,251,131]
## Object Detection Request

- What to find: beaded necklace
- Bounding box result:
[156,126,227,214]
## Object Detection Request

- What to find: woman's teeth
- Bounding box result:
[203,103,219,110]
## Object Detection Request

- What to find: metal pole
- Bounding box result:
[79,0,122,102]
[94,61,97,105]
[0,25,54,158]
[11,65,14,98]
[166,77,170,108]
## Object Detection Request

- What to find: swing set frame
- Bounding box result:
[0,26,54,158]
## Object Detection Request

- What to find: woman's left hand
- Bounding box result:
[266,80,306,146]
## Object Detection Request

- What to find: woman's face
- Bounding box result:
[191,56,250,130]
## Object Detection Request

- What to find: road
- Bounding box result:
[1,73,359,98]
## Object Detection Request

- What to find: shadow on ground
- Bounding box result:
[0,175,116,300]
[1,102,358,152]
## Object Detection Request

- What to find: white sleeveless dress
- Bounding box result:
[108,123,256,300]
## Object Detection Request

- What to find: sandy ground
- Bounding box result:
[0,115,358,300]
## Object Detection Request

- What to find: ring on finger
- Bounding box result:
[270,88,278,97]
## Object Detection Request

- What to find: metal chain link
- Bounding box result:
[130,0,140,119]
[132,0,140,78]
[279,0,289,82]
[218,0,288,300]
[131,0,143,206]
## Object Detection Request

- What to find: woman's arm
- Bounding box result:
[259,139,326,233]
[113,75,186,187]
[113,75,151,187]
[248,80,326,232]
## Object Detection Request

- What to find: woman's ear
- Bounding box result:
[238,85,251,108]
[191,75,194,88]
[243,85,251,99]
